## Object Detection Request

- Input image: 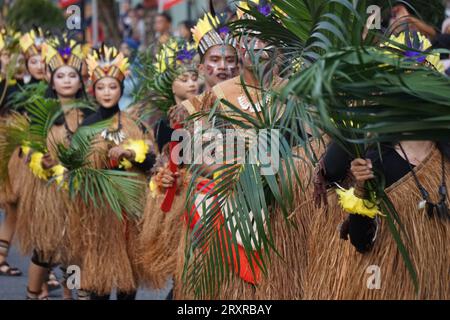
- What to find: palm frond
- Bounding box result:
[55,120,145,219]
[181,73,312,298]
[9,81,48,112]
[130,45,178,123]
[66,167,145,220]
[0,112,30,183]
[180,0,450,297]
[24,97,62,153]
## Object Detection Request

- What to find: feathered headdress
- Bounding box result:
[0,28,21,53]
[19,27,46,58]
[42,35,83,72]
[192,13,235,56]
[383,30,444,73]
[192,2,236,56]
[236,0,273,20]
[130,38,198,116]
[156,39,198,74]
[85,44,129,83]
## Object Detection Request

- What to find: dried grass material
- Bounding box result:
[138,179,188,290]
[14,167,42,255]
[173,140,325,299]
[304,146,450,300]
[73,112,147,294]
[77,202,137,295]
[27,110,84,263]
[0,149,27,206]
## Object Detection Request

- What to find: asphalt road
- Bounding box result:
[0,210,172,300]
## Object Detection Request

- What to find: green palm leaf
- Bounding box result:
[0,112,30,183]
[9,80,48,112]
[55,120,145,219]
[181,72,311,298]
[24,97,62,153]
[180,0,450,297]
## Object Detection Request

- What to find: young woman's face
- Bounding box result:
[172,71,199,101]
[52,65,81,99]
[27,54,46,80]
[94,77,121,108]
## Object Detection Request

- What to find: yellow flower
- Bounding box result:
[119,159,133,170]
[127,139,149,163]
[149,178,158,198]
[29,152,49,180]
[213,170,223,181]
[336,187,380,219]
[21,145,31,157]
[50,164,67,189]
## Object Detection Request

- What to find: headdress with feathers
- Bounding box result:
[20,27,46,59]
[85,44,130,84]
[42,35,83,73]
[192,0,237,56]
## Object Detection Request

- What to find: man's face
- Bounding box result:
[155,15,170,34]
[240,36,272,70]
[199,45,239,88]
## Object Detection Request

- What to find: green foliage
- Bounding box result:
[10,81,48,112]
[56,120,146,219]
[7,0,65,32]
[181,0,450,298]
[0,112,30,183]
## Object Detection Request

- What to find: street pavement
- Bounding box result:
[0,210,172,300]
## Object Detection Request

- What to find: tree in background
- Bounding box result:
[6,0,65,32]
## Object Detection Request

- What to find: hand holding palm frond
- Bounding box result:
[181,75,309,298]
[55,120,145,219]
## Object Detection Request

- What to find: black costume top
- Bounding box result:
[323,142,414,188]
[81,104,156,172]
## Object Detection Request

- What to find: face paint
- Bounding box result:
[220,44,226,57]
[206,64,215,76]
[226,64,239,78]
[201,45,239,88]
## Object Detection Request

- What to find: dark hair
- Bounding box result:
[45,67,86,100]
[179,20,194,42]
[45,67,91,126]
[437,141,450,162]
[179,20,194,30]
[157,12,172,24]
